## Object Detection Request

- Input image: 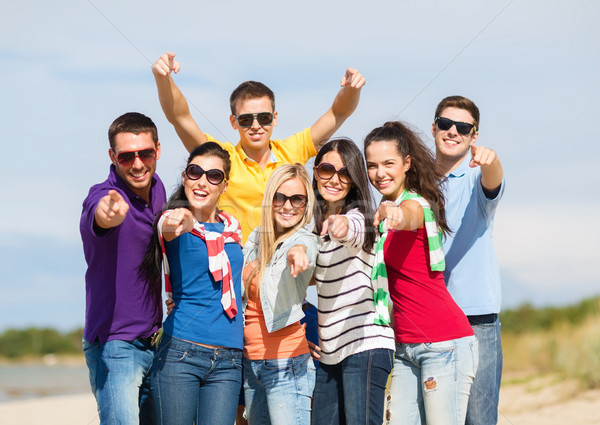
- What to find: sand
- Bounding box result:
[1,380,599,425]
[0,393,99,425]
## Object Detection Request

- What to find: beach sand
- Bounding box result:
[0,393,98,425]
[1,380,600,425]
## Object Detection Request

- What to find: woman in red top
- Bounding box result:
[364,121,478,425]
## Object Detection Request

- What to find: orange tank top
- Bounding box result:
[243,263,309,360]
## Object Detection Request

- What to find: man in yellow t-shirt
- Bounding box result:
[152,51,365,241]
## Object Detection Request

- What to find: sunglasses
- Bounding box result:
[185,164,226,185]
[435,117,476,136]
[234,112,274,128]
[314,162,351,184]
[273,192,308,208]
[114,148,157,166]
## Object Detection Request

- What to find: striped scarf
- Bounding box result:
[372,190,445,325]
[158,209,242,319]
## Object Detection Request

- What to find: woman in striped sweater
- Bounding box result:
[310,138,396,425]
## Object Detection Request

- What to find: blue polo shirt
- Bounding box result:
[442,155,505,316]
[80,165,166,344]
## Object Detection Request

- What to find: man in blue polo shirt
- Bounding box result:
[432,96,505,425]
[80,112,166,425]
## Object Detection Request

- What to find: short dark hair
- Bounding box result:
[229,81,275,115]
[434,96,480,131]
[188,142,232,181]
[108,112,158,150]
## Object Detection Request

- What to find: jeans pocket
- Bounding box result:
[263,357,293,371]
[231,355,243,370]
[423,340,455,353]
[164,345,189,362]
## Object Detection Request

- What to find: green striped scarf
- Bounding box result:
[372,190,445,325]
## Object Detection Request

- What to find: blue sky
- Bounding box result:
[1,1,599,331]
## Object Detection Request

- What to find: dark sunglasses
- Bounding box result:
[185,164,225,185]
[435,117,476,135]
[314,162,351,184]
[114,148,157,166]
[273,192,308,208]
[234,112,274,128]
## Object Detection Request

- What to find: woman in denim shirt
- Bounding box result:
[242,164,319,425]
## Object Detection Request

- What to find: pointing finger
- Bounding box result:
[320,218,330,236]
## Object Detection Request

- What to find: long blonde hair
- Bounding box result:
[246,164,314,294]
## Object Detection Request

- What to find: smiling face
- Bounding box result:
[315,150,352,214]
[365,140,411,201]
[230,96,278,153]
[109,131,160,200]
[272,177,307,234]
[432,106,478,164]
[183,155,228,222]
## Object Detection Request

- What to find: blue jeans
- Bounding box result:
[151,335,242,425]
[466,318,503,425]
[311,348,393,425]
[244,353,316,425]
[389,336,478,425]
[82,336,156,425]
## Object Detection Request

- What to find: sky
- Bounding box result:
[1,1,599,331]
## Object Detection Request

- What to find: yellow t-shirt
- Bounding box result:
[206,128,316,242]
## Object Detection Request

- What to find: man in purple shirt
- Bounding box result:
[80,112,166,425]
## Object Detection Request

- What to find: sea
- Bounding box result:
[0,362,89,403]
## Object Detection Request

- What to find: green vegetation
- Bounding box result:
[500,297,600,334]
[0,327,83,359]
[501,297,600,389]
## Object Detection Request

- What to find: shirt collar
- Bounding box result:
[236,142,278,164]
[108,164,158,202]
[447,155,470,178]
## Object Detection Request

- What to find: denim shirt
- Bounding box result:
[243,226,319,333]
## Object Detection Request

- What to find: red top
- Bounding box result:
[384,227,473,344]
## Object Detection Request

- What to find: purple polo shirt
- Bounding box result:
[80,165,166,344]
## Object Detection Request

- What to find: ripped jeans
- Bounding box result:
[389,336,478,425]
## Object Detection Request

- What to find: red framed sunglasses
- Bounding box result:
[114,148,157,166]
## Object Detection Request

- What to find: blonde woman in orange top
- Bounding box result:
[242,164,319,425]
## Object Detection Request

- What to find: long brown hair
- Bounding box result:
[364,121,450,236]
[312,138,376,252]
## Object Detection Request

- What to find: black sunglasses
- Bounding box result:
[435,117,476,136]
[234,112,274,128]
[114,148,157,166]
[314,162,351,184]
[273,192,308,208]
[185,164,225,185]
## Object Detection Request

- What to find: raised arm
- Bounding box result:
[470,145,503,192]
[309,67,365,150]
[152,52,208,152]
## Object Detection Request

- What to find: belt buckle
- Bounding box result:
[151,329,163,347]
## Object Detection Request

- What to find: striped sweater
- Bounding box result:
[315,209,395,365]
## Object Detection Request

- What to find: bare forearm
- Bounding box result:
[154,74,191,123]
[480,156,504,191]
